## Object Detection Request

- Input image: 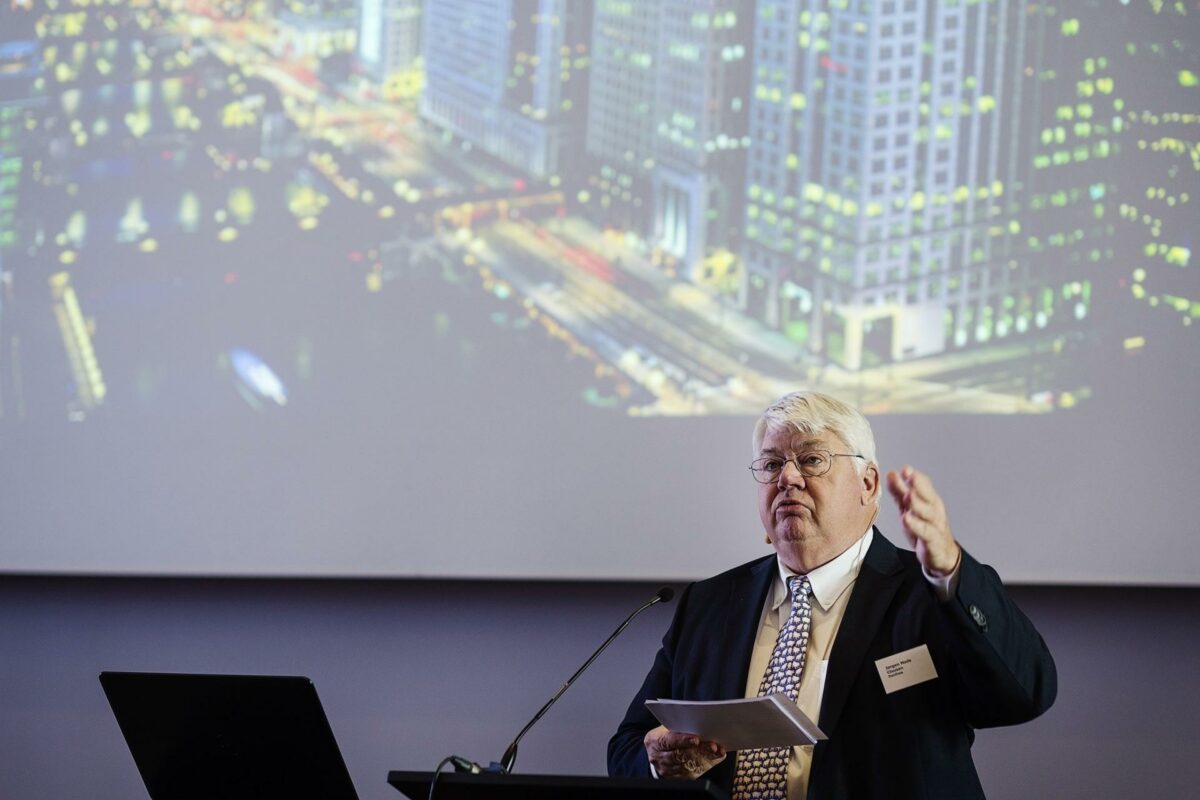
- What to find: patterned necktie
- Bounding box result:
[731,574,813,800]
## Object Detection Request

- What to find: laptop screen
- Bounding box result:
[100,672,359,800]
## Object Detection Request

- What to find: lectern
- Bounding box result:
[387,770,727,800]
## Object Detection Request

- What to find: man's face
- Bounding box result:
[756,425,879,573]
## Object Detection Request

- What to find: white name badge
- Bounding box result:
[874,644,938,694]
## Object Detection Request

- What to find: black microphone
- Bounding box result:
[468,586,675,775]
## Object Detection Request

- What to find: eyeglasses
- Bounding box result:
[748,451,865,484]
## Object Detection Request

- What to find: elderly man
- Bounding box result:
[608,391,1056,799]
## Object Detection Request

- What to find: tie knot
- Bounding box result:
[788,575,811,603]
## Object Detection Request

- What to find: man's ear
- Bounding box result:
[861,463,880,505]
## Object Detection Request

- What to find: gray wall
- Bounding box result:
[1,577,1197,800]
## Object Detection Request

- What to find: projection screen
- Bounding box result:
[1,0,1197,584]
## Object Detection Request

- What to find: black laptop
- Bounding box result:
[100,672,359,800]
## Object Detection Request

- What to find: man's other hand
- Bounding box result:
[886,466,962,577]
[644,725,727,779]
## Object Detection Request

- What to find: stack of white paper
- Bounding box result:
[645,693,827,751]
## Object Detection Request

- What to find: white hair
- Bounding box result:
[752,391,878,480]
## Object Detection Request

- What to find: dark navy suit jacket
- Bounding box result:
[608,531,1056,799]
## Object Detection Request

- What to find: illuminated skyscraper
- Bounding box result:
[358,0,422,82]
[420,0,592,179]
[650,2,753,270]
[744,0,1020,365]
[0,5,43,420]
[1066,2,1198,339]
[0,2,42,250]
[583,1,661,228]
[277,0,359,60]
[1000,3,1120,361]
[583,2,752,272]
[741,0,1100,372]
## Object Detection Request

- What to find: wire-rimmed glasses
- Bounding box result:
[748,451,864,484]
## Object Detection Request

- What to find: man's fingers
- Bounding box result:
[645,726,685,753]
[905,505,952,542]
[646,729,726,779]
[660,733,700,751]
[646,728,704,755]
[905,467,943,506]
[890,466,959,574]
[885,469,907,498]
[903,510,934,541]
[897,471,951,546]
[888,467,937,506]
[889,468,947,521]
[904,496,943,528]
[668,748,726,777]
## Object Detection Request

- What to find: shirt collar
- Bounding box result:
[772,528,873,613]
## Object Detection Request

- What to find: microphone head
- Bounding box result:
[655,586,675,603]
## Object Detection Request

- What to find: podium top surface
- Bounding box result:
[387,770,727,800]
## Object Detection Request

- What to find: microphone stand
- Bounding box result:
[490,586,674,774]
[429,588,675,799]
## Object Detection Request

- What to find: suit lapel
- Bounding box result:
[716,554,776,699]
[817,529,905,737]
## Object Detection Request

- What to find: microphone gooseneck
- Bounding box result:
[490,586,676,775]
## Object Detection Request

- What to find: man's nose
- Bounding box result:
[777,459,807,487]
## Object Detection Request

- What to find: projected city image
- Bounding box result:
[1,0,1196,424]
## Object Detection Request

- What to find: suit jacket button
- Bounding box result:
[969,604,988,629]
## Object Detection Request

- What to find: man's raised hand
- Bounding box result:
[886,466,961,577]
